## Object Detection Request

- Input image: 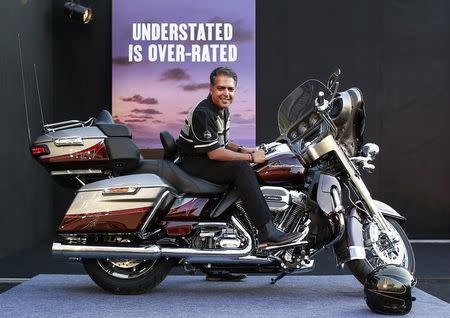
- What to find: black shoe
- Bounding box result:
[257,221,303,248]
[205,271,247,282]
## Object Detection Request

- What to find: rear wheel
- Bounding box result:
[347,217,415,284]
[83,257,175,294]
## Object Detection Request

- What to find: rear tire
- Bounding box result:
[347,217,415,284]
[83,257,175,295]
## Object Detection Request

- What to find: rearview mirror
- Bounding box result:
[327,69,341,90]
[361,143,379,159]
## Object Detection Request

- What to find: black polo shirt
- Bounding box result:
[177,94,230,157]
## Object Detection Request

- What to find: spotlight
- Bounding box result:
[64,1,93,24]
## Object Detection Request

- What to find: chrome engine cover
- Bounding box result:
[261,186,290,212]
[192,222,244,249]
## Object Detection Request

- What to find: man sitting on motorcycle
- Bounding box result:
[177,67,303,253]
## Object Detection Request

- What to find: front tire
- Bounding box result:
[83,257,175,295]
[347,217,415,284]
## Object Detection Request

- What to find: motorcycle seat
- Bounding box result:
[133,159,226,195]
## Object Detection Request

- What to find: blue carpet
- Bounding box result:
[0,275,448,317]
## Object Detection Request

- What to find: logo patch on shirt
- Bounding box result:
[203,130,212,139]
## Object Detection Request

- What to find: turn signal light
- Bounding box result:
[31,145,50,157]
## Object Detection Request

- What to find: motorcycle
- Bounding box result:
[30,71,415,294]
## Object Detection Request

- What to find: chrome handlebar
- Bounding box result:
[350,143,380,173]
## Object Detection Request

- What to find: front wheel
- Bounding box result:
[83,257,175,295]
[347,217,415,284]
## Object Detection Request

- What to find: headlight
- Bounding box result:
[329,97,343,119]
[329,88,363,125]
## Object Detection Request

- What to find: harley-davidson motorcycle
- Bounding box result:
[30,72,415,294]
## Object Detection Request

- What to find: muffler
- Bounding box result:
[52,243,162,260]
[52,216,254,261]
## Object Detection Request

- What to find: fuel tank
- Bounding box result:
[255,152,306,186]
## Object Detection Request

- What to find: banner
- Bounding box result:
[112,0,256,149]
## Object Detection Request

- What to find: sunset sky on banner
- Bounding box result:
[112,0,256,149]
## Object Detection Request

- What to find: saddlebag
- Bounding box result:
[58,174,174,233]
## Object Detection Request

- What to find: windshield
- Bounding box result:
[277,79,332,134]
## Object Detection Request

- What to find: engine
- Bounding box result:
[187,187,309,250]
[261,186,309,233]
[190,223,246,250]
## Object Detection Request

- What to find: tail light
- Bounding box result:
[42,141,109,163]
[30,145,50,157]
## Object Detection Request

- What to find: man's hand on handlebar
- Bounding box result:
[252,149,266,163]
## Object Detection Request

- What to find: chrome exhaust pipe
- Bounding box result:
[53,217,253,260]
[52,242,162,260]
[184,255,276,265]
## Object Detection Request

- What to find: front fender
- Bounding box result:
[373,200,406,223]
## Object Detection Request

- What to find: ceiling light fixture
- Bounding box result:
[64,1,93,24]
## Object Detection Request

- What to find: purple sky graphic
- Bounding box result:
[112,0,256,149]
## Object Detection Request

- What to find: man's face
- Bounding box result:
[210,74,236,109]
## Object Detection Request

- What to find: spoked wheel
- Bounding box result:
[83,257,175,294]
[347,217,415,284]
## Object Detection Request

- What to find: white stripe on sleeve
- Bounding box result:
[194,141,219,148]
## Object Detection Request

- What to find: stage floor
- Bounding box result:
[0,275,448,317]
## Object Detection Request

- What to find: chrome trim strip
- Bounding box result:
[185,255,275,265]
[51,169,103,176]
[197,222,228,228]
[262,240,308,251]
[79,174,172,192]
[348,246,366,260]
[139,190,171,238]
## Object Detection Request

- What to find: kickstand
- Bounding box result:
[270,271,288,284]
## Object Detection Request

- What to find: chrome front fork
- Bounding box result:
[331,140,390,232]
[304,135,390,232]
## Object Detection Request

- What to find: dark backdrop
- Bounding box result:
[256,1,450,239]
[0,0,53,259]
[1,0,448,275]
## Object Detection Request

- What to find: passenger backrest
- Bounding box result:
[160,131,178,161]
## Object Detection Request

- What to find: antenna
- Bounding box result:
[18,33,32,146]
[33,63,46,127]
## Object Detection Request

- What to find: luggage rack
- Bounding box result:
[43,117,95,133]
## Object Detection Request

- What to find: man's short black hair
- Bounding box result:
[209,67,238,85]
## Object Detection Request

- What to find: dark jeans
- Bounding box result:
[181,157,272,228]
